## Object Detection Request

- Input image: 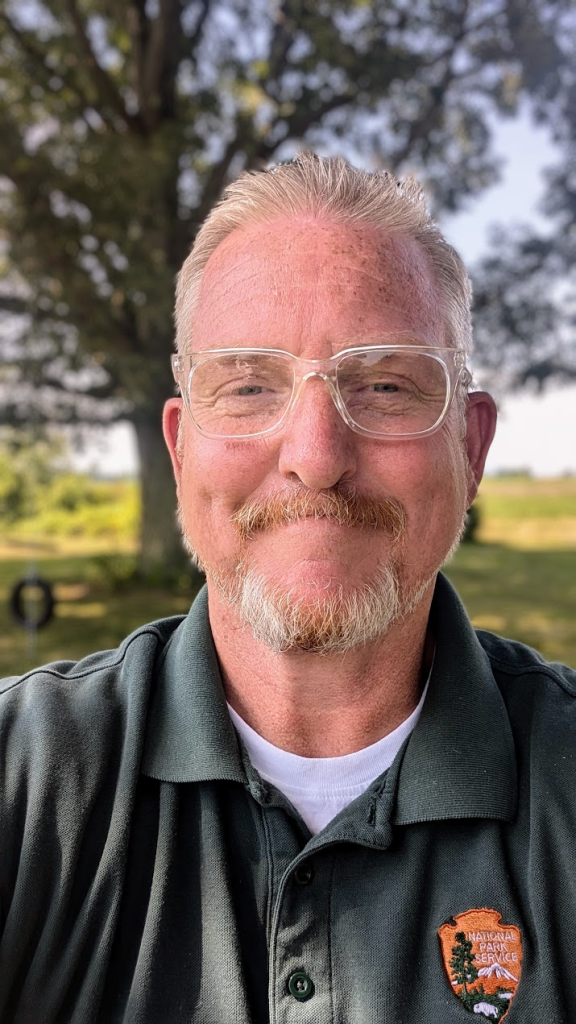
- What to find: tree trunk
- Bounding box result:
[131,407,188,579]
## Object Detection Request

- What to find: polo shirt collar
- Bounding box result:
[141,587,245,784]
[142,576,517,826]
[393,573,517,825]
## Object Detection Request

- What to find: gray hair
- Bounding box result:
[175,152,472,356]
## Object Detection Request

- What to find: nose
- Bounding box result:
[277,375,358,489]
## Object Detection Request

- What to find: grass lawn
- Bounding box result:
[442,475,576,667]
[445,544,576,666]
[0,475,575,676]
[0,546,200,678]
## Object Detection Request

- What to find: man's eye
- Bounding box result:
[235,385,264,396]
[371,382,400,392]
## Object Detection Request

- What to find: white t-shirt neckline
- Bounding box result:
[228,678,429,835]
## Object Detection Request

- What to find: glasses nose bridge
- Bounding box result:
[292,366,343,416]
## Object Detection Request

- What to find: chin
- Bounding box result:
[218,559,433,655]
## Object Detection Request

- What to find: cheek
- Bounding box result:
[179,435,277,518]
[423,440,470,546]
[380,432,468,527]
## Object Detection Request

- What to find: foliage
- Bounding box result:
[471,3,576,392]
[462,501,481,543]
[472,226,576,393]
[450,932,478,994]
[0,426,67,521]
[0,551,198,677]
[3,474,139,540]
[0,0,574,569]
[0,432,140,541]
[0,452,27,523]
[460,982,509,1019]
[449,934,510,1020]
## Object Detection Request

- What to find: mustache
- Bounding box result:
[231,487,407,542]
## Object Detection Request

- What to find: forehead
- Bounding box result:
[190,215,446,351]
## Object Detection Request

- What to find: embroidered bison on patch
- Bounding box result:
[474,1004,499,1019]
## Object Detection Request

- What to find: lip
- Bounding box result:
[265,516,365,529]
[246,518,381,544]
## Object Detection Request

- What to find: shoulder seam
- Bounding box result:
[488,653,576,695]
[0,626,166,694]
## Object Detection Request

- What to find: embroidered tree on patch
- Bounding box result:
[450,932,479,996]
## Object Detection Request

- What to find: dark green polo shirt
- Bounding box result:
[0,575,575,1023]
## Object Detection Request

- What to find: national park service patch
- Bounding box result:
[438,909,522,1021]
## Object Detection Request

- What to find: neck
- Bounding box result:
[207,582,435,757]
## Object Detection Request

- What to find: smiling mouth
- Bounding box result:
[277,514,362,527]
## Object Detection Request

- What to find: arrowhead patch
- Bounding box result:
[438,909,522,1021]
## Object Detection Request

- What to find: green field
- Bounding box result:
[0,475,575,676]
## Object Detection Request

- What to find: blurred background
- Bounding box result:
[1,0,575,673]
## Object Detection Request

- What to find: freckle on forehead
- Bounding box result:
[193,215,445,348]
[209,218,417,277]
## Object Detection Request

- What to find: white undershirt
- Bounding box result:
[228,680,429,835]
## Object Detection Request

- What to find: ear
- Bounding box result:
[465,391,497,505]
[163,397,184,485]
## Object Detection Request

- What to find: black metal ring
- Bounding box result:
[10,576,56,630]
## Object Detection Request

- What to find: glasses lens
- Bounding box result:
[189,352,294,436]
[337,350,450,435]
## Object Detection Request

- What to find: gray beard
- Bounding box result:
[223,560,436,654]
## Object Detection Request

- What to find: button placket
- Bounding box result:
[269,849,335,1023]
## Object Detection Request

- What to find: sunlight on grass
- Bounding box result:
[479,516,576,549]
[476,476,576,550]
[470,615,506,632]
[56,602,108,618]
[54,583,90,601]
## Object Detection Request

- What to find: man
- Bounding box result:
[1,155,574,1023]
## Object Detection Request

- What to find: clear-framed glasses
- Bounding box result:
[171,345,471,440]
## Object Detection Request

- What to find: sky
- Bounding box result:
[74,109,576,479]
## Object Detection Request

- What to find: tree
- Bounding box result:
[0,426,67,522]
[472,78,576,393]
[0,0,573,571]
[449,931,478,997]
[472,228,576,395]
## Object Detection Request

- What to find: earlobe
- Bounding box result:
[465,391,497,503]
[163,398,184,484]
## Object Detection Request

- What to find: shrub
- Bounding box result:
[462,502,481,543]
[0,454,28,523]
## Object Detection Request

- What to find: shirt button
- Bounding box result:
[287,971,314,1001]
[294,861,314,886]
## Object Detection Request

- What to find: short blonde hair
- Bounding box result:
[175,153,472,356]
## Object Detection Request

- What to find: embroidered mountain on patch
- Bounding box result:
[438,909,522,1021]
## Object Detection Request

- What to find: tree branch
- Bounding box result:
[127,0,149,114]
[142,0,182,126]
[194,132,247,225]
[0,395,127,427]
[63,0,146,133]
[0,296,34,317]
[194,86,357,230]
[39,375,122,402]
[390,28,468,168]
[264,0,301,101]
[281,90,355,141]
[129,0,192,129]
[187,0,212,58]
[0,11,100,124]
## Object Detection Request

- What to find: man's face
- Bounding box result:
[165,216,491,651]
